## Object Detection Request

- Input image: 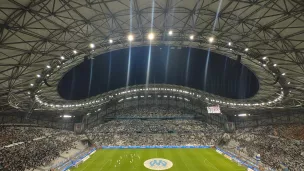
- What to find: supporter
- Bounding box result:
[222,125,304,170]
[86,119,223,146]
[0,127,78,171]
[106,105,196,118]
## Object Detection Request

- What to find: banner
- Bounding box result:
[207,105,221,113]
[224,122,235,132]
[74,123,84,134]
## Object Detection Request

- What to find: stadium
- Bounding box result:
[0,0,304,171]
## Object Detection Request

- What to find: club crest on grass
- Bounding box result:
[144,158,173,170]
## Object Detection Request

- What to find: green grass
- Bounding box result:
[71,148,246,171]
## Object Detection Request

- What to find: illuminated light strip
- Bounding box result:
[35,86,284,109]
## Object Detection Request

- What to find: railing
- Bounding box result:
[218,147,275,171]
[51,147,96,171]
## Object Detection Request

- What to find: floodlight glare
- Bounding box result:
[208,37,214,43]
[73,50,77,54]
[273,64,277,67]
[168,30,173,35]
[228,42,232,46]
[89,43,95,48]
[128,34,134,41]
[245,48,249,51]
[60,56,65,60]
[46,65,51,69]
[189,35,194,40]
[109,39,113,44]
[148,33,155,40]
[238,114,247,117]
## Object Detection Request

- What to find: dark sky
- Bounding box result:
[58,46,259,100]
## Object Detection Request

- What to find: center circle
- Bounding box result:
[144,158,173,170]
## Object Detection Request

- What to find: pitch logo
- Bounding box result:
[144,158,173,170]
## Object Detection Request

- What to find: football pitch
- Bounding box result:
[71,148,246,171]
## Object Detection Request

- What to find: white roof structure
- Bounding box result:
[0,0,304,114]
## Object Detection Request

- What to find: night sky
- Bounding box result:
[58,46,259,100]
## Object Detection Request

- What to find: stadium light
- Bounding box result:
[273,64,277,67]
[238,114,247,117]
[168,30,173,35]
[73,50,77,54]
[148,32,155,40]
[63,115,72,118]
[189,35,194,40]
[60,56,65,60]
[109,39,113,44]
[128,34,134,41]
[30,83,34,86]
[89,43,95,49]
[208,37,214,43]
[288,82,290,84]
[46,65,51,69]
[282,73,286,76]
[245,48,249,51]
[263,64,266,67]
[37,74,41,78]
[57,65,60,68]
[228,42,232,46]
[262,56,267,60]
[46,74,49,77]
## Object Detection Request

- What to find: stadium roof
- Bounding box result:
[1,0,304,115]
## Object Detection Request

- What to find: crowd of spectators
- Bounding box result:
[0,126,47,147]
[107,105,197,118]
[0,127,79,171]
[269,124,304,140]
[221,125,304,171]
[86,119,223,146]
